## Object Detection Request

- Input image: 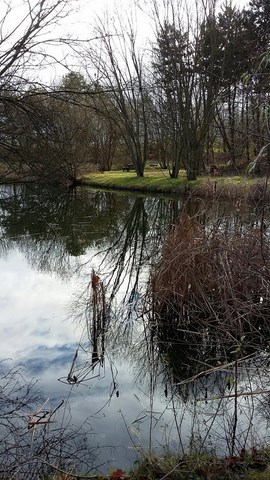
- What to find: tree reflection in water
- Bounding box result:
[1,184,270,471]
[146,208,270,456]
[64,192,177,421]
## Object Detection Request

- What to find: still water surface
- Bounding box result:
[1,184,270,473]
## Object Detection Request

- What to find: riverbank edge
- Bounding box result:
[0,170,267,202]
[50,448,270,480]
[81,172,267,201]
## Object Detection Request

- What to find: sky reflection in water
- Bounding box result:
[1,185,270,472]
[0,241,179,470]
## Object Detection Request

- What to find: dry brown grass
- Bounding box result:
[151,210,270,353]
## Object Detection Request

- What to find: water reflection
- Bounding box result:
[0,185,180,473]
[1,184,270,475]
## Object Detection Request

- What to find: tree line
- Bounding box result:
[0,0,270,183]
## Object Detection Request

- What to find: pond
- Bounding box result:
[1,183,270,477]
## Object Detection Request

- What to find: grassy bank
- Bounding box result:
[47,449,270,479]
[82,170,265,200]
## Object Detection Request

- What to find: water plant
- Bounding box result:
[146,205,270,458]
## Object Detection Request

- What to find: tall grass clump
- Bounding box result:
[151,211,270,366]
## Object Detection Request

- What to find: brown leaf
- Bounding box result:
[110,469,125,479]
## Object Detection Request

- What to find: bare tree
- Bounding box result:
[0,85,95,185]
[0,0,73,84]
[0,0,77,182]
[151,0,223,180]
[82,11,150,177]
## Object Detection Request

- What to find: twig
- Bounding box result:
[35,457,105,479]
[197,388,270,402]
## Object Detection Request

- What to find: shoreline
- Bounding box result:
[81,171,268,202]
[0,170,268,202]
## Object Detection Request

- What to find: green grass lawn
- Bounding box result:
[83,170,188,193]
[82,169,259,198]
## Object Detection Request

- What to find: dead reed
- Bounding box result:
[151,211,270,358]
[193,178,270,203]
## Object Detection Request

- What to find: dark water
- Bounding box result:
[1,184,270,475]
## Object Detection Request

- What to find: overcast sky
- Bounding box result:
[6,0,249,85]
